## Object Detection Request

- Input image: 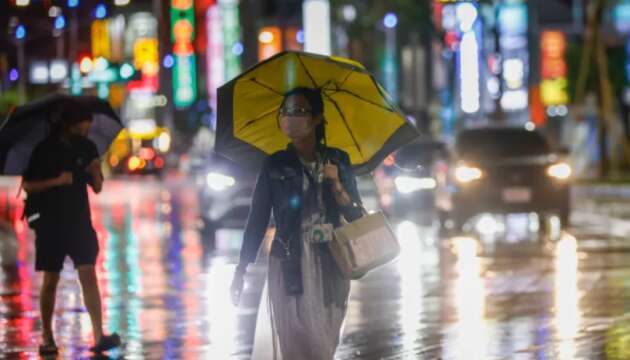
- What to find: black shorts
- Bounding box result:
[34,222,99,272]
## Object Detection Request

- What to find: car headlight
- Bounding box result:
[454,165,483,183]
[206,172,236,191]
[547,162,571,180]
[394,176,437,194]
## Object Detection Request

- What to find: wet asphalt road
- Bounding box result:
[1,178,630,359]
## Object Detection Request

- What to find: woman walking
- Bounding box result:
[231,87,364,359]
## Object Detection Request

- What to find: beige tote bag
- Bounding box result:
[329,210,400,280]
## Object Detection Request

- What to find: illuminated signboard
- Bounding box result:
[258,27,282,61]
[614,0,630,34]
[134,38,159,76]
[108,15,125,62]
[220,0,241,81]
[540,31,568,106]
[91,20,111,59]
[126,14,159,92]
[456,2,480,114]
[206,4,223,113]
[171,0,197,108]
[497,1,528,112]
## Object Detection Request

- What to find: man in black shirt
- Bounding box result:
[23,104,120,355]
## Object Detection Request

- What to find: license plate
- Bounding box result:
[502,187,531,203]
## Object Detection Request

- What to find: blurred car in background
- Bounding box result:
[193,152,257,242]
[109,128,171,176]
[375,139,447,226]
[436,126,572,234]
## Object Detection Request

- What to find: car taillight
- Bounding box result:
[128,156,141,171]
[155,156,164,169]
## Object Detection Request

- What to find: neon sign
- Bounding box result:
[171,0,197,108]
[540,31,568,106]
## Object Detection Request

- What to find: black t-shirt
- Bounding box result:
[23,136,99,226]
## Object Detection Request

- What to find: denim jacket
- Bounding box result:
[237,144,363,282]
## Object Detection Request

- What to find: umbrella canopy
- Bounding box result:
[216,51,419,175]
[0,94,123,175]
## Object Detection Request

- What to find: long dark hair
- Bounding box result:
[280,87,326,145]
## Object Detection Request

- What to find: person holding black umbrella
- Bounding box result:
[22,102,120,355]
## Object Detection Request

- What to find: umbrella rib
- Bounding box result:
[241,107,279,129]
[323,94,364,158]
[337,70,354,90]
[370,75,398,112]
[324,88,395,112]
[296,53,319,88]
[248,78,284,96]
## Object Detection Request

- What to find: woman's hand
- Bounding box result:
[323,163,340,184]
[230,270,245,306]
[325,163,352,207]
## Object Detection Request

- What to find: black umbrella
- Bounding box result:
[0,94,123,175]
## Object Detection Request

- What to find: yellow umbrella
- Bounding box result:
[216,51,419,174]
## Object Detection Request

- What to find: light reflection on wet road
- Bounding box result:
[1,179,630,359]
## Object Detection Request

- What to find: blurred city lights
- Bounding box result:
[456,2,478,32]
[94,57,109,72]
[525,122,536,131]
[501,89,528,111]
[341,5,357,22]
[303,0,331,55]
[383,13,398,29]
[16,0,30,7]
[162,54,175,68]
[296,30,305,44]
[54,16,66,30]
[9,69,19,82]
[49,60,68,82]
[79,56,93,73]
[30,62,49,84]
[15,25,26,40]
[460,32,480,114]
[258,30,274,44]
[95,3,107,19]
[120,63,135,79]
[48,6,62,17]
[503,58,525,89]
[232,42,244,56]
[206,172,236,191]
[68,0,79,8]
[114,0,130,5]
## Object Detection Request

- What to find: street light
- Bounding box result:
[9,69,19,82]
[382,13,398,102]
[383,12,398,29]
[54,16,66,30]
[54,15,66,59]
[14,24,26,104]
[341,5,357,23]
[95,3,107,19]
[16,0,30,7]
[15,25,26,40]
[49,6,62,17]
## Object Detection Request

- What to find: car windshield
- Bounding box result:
[456,128,551,160]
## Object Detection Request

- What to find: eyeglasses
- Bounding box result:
[278,107,312,117]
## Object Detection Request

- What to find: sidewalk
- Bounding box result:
[574,182,630,198]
